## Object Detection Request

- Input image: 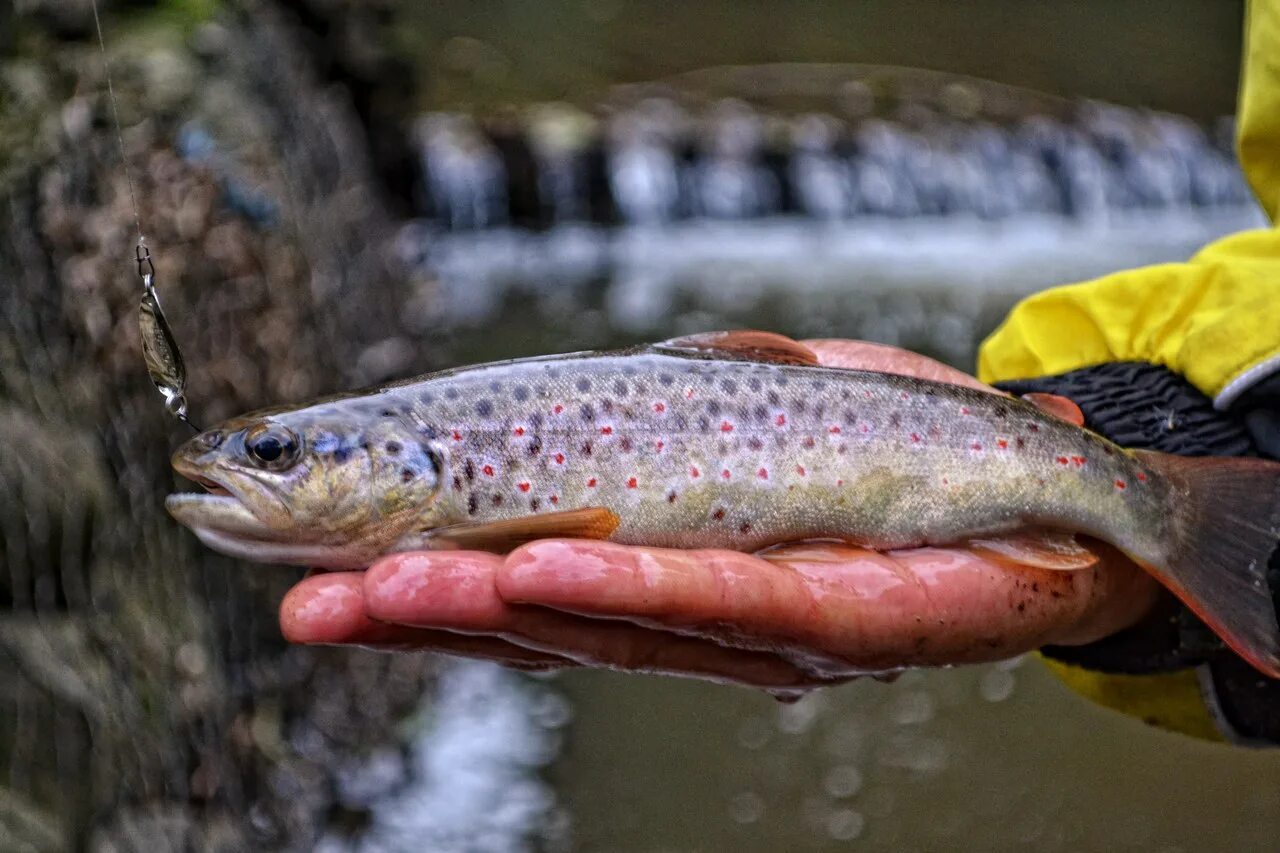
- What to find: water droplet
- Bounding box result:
[823,764,864,798]
[979,667,1017,702]
[827,808,866,841]
[729,791,765,824]
[776,691,825,734]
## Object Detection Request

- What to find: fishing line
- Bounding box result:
[88,0,199,432]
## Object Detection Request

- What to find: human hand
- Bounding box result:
[279,341,1162,690]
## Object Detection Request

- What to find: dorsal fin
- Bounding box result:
[655,330,820,366]
[1022,392,1085,427]
[425,507,620,553]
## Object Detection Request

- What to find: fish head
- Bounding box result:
[165,405,452,568]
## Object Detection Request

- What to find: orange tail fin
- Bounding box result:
[1132,450,1280,678]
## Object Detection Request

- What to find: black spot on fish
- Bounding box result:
[513,385,529,402]
[576,378,592,392]
[844,409,857,424]
[476,400,493,417]
[619,437,632,452]
[993,408,1007,419]
[418,424,438,440]
[697,417,710,431]
[580,404,595,421]
[492,494,503,506]
[658,373,674,386]
[889,412,902,428]
[452,475,463,491]
[445,388,459,400]
[767,390,780,406]
[1015,437,1026,449]
[667,491,678,503]
[791,398,807,414]
[748,377,762,392]
[739,522,752,534]
[720,379,737,395]
[712,508,726,521]
[613,380,628,397]
[581,441,593,456]
[421,392,434,404]
[621,364,638,376]
[464,459,476,482]
[673,415,688,431]
[489,380,502,392]
[530,413,544,429]
[530,497,541,511]
[334,447,351,464]
[380,409,396,418]
[386,441,401,454]
[776,374,789,386]
[706,400,722,417]
[601,399,614,414]
[528,439,543,457]
[754,404,768,420]
[402,469,415,483]
[468,494,479,515]
[747,437,763,451]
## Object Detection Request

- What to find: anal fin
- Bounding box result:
[966,529,1099,571]
[656,330,820,366]
[429,507,620,553]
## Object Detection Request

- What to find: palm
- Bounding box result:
[279,341,1159,689]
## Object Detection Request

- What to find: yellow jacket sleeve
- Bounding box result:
[977,0,1280,742]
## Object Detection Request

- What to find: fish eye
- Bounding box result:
[245,425,301,470]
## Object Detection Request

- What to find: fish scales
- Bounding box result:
[166,338,1280,677]
[343,352,1160,554]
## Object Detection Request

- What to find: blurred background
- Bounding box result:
[2,1,1279,850]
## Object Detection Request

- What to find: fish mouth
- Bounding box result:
[166,460,370,569]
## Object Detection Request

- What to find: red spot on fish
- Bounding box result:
[860,423,870,433]
[775,413,787,426]
[627,477,638,489]
[829,425,841,434]
[910,433,921,443]
[1137,471,1147,482]
[802,436,816,448]
[757,468,768,480]
[971,442,983,451]
[720,421,734,433]
[600,425,613,435]
[667,491,678,503]
[1028,423,1040,432]
[653,402,666,413]
[997,439,1009,449]
[513,426,525,437]
[837,479,845,487]
[863,390,872,398]
[554,453,565,465]
[721,469,731,480]
[901,392,910,401]
[549,495,559,505]
[482,464,494,476]
[685,388,695,399]
[1056,456,1069,465]
[553,404,564,415]
[795,465,806,476]
[655,440,664,451]
[960,407,970,416]
[517,482,531,493]
[1071,456,1086,467]
[712,508,726,520]
[452,431,463,442]
[586,477,597,488]
[942,477,950,485]
[690,466,701,479]
[739,522,752,534]
[1115,479,1127,490]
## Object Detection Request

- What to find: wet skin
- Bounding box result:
[279,341,1162,689]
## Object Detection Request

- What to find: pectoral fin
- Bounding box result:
[965,530,1099,571]
[428,507,621,553]
[656,330,820,366]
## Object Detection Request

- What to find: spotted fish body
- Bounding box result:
[167,335,1280,677]
[385,351,1162,555]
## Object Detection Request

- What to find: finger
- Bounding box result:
[498,539,1159,672]
[802,339,1002,394]
[364,552,828,688]
[279,572,573,670]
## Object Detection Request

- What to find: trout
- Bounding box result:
[166,332,1280,676]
